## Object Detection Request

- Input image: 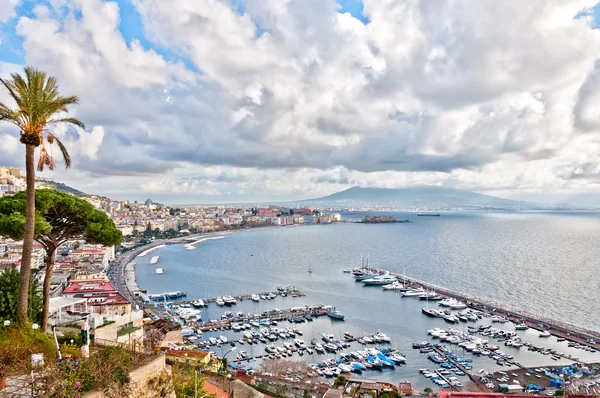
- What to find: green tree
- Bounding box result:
[0,266,43,323]
[0,67,84,326]
[0,189,123,330]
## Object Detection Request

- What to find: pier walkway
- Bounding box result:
[430,345,476,391]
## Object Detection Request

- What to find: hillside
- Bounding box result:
[35,179,87,197]
[297,186,575,210]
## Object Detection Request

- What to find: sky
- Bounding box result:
[2,1,600,205]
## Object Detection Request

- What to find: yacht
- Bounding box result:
[215,297,225,306]
[250,294,260,302]
[539,331,551,338]
[363,273,396,285]
[403,288,425,297]
[224,296,237,305]
[219,335,228,343]
[515,323,529,330]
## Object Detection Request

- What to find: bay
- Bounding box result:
[135,211,600,387]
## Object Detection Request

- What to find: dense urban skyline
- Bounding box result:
[2,1,600,205]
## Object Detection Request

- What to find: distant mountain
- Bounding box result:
[297,186,576,210]
[35,178,87,197]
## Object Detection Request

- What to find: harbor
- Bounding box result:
[132,227,600,390]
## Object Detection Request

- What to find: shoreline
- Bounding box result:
[117,222,337,303]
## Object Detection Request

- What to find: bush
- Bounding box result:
[0,267,43,324]
[0,325,57,376]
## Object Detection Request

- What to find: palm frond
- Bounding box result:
[53,136,72,169]
[47,116,85,130]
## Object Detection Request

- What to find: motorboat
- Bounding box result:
[383,281,406,290]
[539,331,551,338]
[444,314,459,323]
[191,299,205,308]
[327,308,345,320]
[216,297,225,306]
[224,296,237,305]
[515,323,529,330]
[363,274,397,285]
[250,294,260,302]
[439,298,461,307]
[354,272,375,281]
[449,302,467,310]
[374,332,391,342]
[403,288,425,297]
[219,335,228,343]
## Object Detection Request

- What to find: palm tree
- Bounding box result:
[0,67,84,326]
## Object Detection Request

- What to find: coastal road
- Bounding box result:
[109,234,210,305]
[110,240,168,304]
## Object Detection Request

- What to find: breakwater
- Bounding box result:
[364,267,600,349]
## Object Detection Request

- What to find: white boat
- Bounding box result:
[439,298,460,307]
[224,296,237,305]
[449,301,467,309]
[250,294,260,302]
[515,323,528,330]
[383,281,405,290]
[363,273,396,285]
[220,335,228,343]
[191,299,205,308]
[374,332,391,342]
[216,297,225,306]
[539,331,551,338]
[150,256,160,264]
[403,288,425,297]
[185,245,197,251]
[155,267,164,274]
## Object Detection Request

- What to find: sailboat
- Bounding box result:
[354,254,374,281]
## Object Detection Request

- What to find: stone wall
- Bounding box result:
[84,355,175,398]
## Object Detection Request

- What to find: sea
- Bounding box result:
[134,211,600,388]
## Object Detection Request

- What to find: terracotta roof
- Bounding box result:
[63,281,117,294]
[202,380,228,398]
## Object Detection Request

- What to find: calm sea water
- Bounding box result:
[135,211,600,387]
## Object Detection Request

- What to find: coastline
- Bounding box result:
[117,222,336,303]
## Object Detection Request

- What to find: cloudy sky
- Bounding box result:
[2,0,600,205]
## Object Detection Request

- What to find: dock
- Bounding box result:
[191,307,330,331]
[151,288,305,306]
[363,267,600,351]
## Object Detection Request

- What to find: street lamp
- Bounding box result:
[222,347,237,374]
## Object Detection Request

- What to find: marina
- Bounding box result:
[133,218,600,389]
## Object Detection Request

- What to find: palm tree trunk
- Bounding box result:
[17,143,36,325]
[41,245,56,332]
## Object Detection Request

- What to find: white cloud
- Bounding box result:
[0,0,19,23]
[2,0,600,203]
